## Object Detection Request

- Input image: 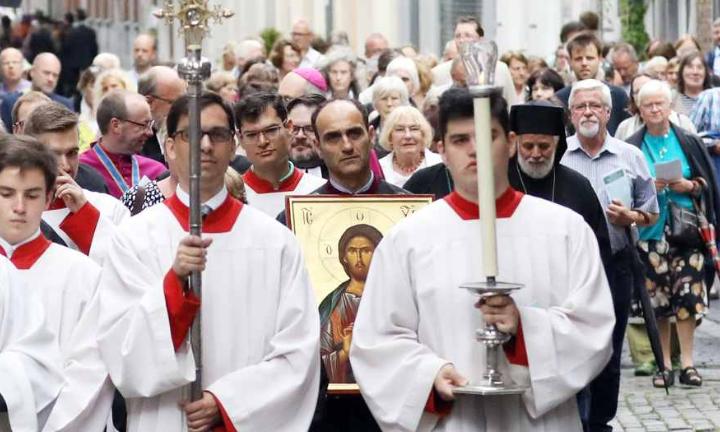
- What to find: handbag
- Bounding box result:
[666,201,703,248]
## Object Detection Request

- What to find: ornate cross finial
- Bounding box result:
[153,0,234,46]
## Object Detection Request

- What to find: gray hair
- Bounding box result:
[636,79,672,107]
[386,56,419,94]
[372,76,409,104]
[569,79,612,109]
[610,42,638,62]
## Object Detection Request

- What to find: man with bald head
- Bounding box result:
[137,65,187,164]
[364,33,389,60]
[80,90,166,198]
[292,18,325,68]
[0,48,30,96]
[127,33,157,87]
[1,52,73,130]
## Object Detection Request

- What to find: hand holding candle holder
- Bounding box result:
[453,279,527,396]
[452,39,528,396]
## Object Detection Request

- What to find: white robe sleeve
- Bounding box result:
[350,236,449,432]
[87,197,129,264]
[206,235,320,432]
[43,265,114,432]
[517,220,615,418]
[0,260,64,432]
[97,227,194,398]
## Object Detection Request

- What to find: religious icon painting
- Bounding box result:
[286,195,433,393]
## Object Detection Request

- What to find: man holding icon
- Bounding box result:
[350,87,615,431]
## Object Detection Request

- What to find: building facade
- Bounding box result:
[12,0,715,67]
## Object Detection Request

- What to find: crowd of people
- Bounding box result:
[0,6,719,432]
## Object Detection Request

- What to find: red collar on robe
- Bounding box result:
[0,234,51,269]
[444,187,524,220]
[164,193,243,233]
[242,167,304,193]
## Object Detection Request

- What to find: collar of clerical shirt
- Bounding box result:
[0,229,51,269]
[166,185,242,233]
[444,187,524,220]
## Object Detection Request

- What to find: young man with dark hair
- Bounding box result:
[97,92,320,431]
[24,101,129,263]
[235,91,325,216]
[350,87,615,430]
[0,135,96,430]
[554,32,630,135]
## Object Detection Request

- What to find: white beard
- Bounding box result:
[578,121,600,138]
[518,152,555,179]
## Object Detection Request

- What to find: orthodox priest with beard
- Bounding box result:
[508,101,612,266]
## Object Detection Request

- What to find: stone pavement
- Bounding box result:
[610,305,720,432]
[610,369,720,432]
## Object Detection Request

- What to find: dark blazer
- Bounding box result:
[62,24,98,70]
[626,124,720,281]
[555,83,630,136]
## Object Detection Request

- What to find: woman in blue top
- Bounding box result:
[627,80,720,388]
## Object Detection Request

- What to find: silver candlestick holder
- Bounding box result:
[454,278,528,396]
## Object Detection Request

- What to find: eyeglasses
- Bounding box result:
[290,124,314,136]
[241,124,283,142]
[173,127,235,144]
[640,101,668,111]
[150,94,176,105]
[1,60,21,67]
[291,31,312,37]
[570,102,605,114]
[119,118,155,130]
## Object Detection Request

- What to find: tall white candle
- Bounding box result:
[473,96,498,279]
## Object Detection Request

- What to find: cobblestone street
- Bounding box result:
[611,305,720,431]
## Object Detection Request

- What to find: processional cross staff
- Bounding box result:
[153,0,234,400]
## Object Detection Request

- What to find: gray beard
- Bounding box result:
[517,152,556,179]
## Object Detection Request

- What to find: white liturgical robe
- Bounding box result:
[97,186,320,432]
[242,167,326,217]
[0,233,115,432]
[350,189,615,432]
[0,256,63,432]
[42,189,129,263]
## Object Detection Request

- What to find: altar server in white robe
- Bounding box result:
[97,92,320,432]
[236,92,325,217]
[350,88,615,432]
[0,256,63,432]
[0,135,113,431]
[23,102,129,263]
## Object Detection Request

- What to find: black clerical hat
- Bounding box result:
[509,101,566,137]
[509,100,568,165]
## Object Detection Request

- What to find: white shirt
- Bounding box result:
[379,149,443,188]
[350,192,614,431]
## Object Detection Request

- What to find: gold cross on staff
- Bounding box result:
[153,0,234,46]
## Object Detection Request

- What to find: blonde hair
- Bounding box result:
[379,106,432,151]
[93,68,135,109]
[206,72,237,93]
[225,167,246,202]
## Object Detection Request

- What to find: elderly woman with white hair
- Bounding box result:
[321,48,360,99]
[385,56,420,105]
[625,79,720,389]
[371,75,409,156]
[377,106,442,187]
